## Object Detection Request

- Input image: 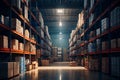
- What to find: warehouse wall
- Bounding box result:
[51,34,70,48]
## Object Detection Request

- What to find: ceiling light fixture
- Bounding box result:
[59,37,62,40]
[59,21,62,26]
[57,9,64,13]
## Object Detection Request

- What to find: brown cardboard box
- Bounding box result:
[0,62,13,79]
[12,39,19,50]
[25,29,29,38]
[41,60,49,66]
[26,64,32,71]
[0,35,8,48]
[19,43,24,50]
[13,62,19,76]
[25,42,30,51]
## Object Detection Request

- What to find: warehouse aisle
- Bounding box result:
[12,62,119,80]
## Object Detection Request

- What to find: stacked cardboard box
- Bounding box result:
[96,28,100,36]
[19,42,24,50]
[11,0,21,10]
[0,35,8,48]
[41,60,49,66]
[26,64,32,71]
[0,62,13,79]
[23,6,28,20]
[32,61,38,69]
[25,42,29,51]
[13,62,19,76]
[111,39,117,49]
[101,18,109,32]
[12,39,19,50]
[25,29,29,38]
[30,44,36,54]
[77,11,84,29]
[110,7,120,27]
[0,15,4,24]
[37,49,41,58]
[11,18,23,35]
[89,58,99,71]
[111,57,120,77]
[102,57,109,73]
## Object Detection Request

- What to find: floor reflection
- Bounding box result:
[12,66,119,80]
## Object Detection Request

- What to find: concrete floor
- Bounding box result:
[12,62,119,80]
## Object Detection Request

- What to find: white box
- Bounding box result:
[0,35,8,48]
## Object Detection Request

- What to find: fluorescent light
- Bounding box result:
[57,9,64,13]
[59,32,62,34]
[59,21,62,26]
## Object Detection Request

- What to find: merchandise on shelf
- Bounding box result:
[11,0,21,10]
[0,62,14,79]
[89,14,94,25]
[102,41,109,50]
[111,39,117,49]
[13,62,19,76]
[88,42,96,52]
[89,58,99,71]
[96,39,101,51]
[26,64,32,71]
[24,42,30,51]
[25,29,29,38]
[77,11,84,29]
[11,18,23,35]
[19,42,24,50]
[31,35,35,40]
[117,38,120,48]
[102,57,109,73]
[0,35,8,48]
[36,49,41,58]
[96,28,100,36]
[110,7,120,27]
[111,57,120,77]
[23,6,28,20]
[30,43,36,54]
[101,18,109,32]
[0,15,4,24]
[41,30,44,38]
[11,39,19,50]
[4,17,9,26]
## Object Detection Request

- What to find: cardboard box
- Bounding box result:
[0,62,13,79]
[96,28,100,36]
[25,42,30,51]
[0,35,8,48]
[26,64,32,71]
[25,29,29,38]
[13,62,19,76]
[41,60,49,66]
[12,39,19,50]
[19,42,24,50]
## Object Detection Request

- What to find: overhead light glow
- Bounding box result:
[57,9,64,13]
[59,32,62,34]
[59,37,62,40]
[59,21,62,26]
